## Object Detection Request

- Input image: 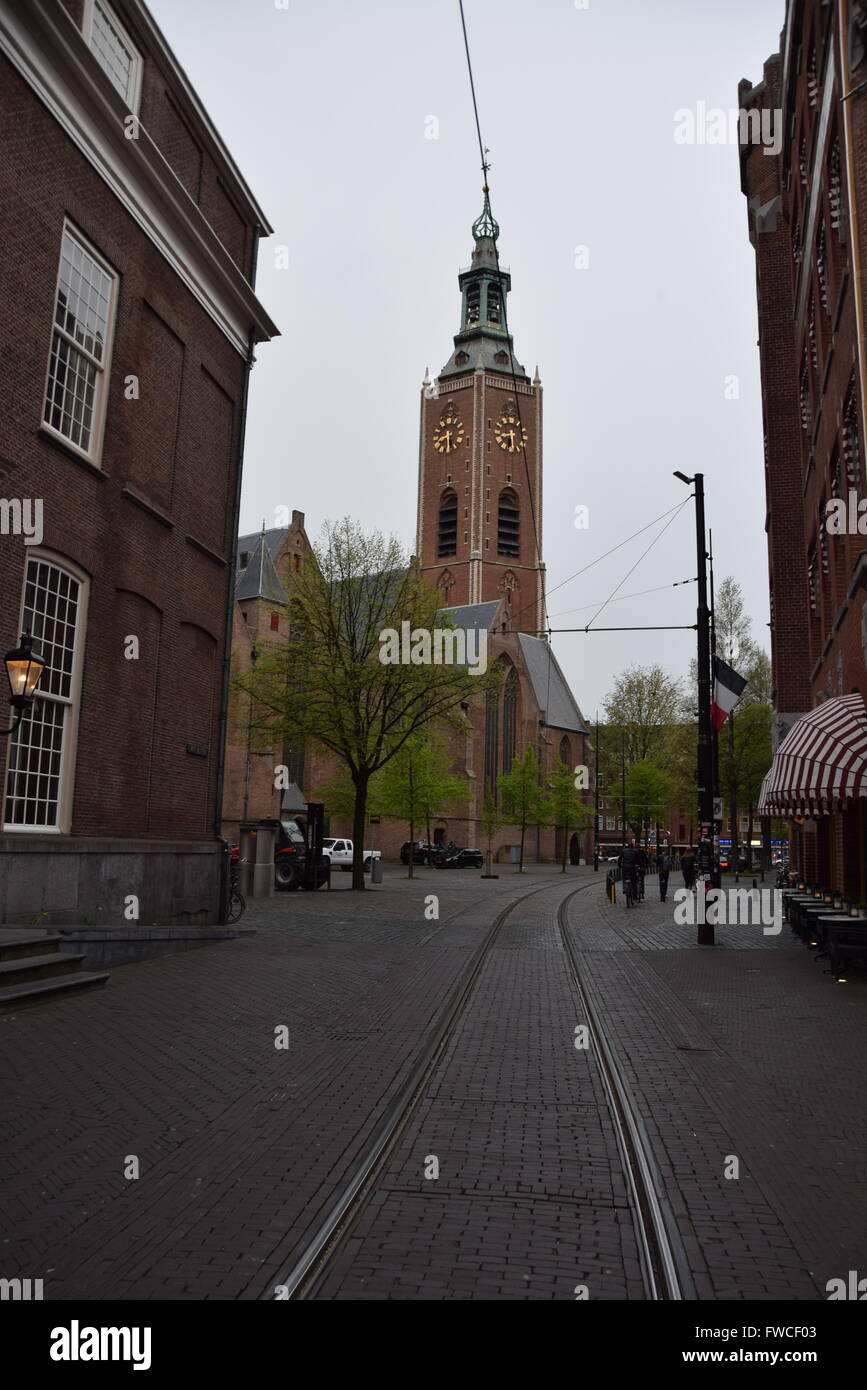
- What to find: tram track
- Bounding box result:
[270,876,696,1300]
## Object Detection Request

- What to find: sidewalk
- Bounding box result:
[564,875,867,1298]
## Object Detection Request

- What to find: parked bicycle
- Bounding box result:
[226,847,247,923]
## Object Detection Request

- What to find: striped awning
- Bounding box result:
[758,693,867,817]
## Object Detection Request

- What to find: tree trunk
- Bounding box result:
[519,814,526,872]
[408,760,415,879]
[561,821,568,873]
[351,770,369,891]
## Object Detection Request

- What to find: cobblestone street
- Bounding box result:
[2,865,865,1300]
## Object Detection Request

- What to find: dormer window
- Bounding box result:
[84,0,143,114]
[239,551,249,568]
[455,350,469,366]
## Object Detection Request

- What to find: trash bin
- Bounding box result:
[371,858,383,884]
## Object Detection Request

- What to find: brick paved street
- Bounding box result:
[1,865,866,1300]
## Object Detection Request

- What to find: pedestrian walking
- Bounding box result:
[681,845,697,892]
[658,848,672,902]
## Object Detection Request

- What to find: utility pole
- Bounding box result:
[620,727,627,849]
[675,470,716,945]
[594,715,601,856]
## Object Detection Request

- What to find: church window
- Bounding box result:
[502,666,518,775]
[455,350,469,365]
[487,282,502,324]
[559,735,571,767]
[498,488,520,557]
[437,489,458,557]
[270,612,279,631]
[466,284,480,324]
[484,682,500,800]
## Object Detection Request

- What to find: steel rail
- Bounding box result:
[271,875,599,1299]
[557,894,698,1301]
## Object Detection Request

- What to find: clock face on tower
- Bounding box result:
[494,407,528,454]
[433,406,465,455]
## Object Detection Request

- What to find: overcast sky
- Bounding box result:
[151,0,785,719]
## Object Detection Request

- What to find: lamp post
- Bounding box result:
[1,631,46,737]
[674,470,716,945]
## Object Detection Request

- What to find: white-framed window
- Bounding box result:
[606,817,616,831]
[42,223,118,465]
[3,555,89,833]
[83,0,143,114]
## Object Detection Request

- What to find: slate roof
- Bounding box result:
[517,632,588,734]
[235,532,288,603]
[440,600,502,633]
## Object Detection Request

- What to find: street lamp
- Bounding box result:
[1,631,46,736]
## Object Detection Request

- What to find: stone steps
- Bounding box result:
[0,929,109,1012]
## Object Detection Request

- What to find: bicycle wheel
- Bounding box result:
[624,877,634,908]
[226,886,245,923]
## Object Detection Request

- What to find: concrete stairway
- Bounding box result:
[0,930,109,1012]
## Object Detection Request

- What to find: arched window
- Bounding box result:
[484,683,500,802]
[437,490,458,557]
[559,735,571,767]
[502,665,518,775]
[497,488,519,557]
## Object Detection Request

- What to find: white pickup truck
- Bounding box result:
[321,838,383,872]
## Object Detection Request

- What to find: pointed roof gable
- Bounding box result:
[235,532,288,603]
[516,634,587,734]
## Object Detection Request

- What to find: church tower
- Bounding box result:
[416,192,545,635]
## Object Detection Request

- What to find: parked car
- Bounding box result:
[400,841,436,865]
[321,838,382,872]
[433,846,484,869]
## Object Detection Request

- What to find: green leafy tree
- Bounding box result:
[480,791,505,874]
[377,728,466,878]
[549,757,593,872]
[239,519,481,889]
[499,744,548,872]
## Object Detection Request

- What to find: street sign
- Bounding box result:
[713,797,723,820]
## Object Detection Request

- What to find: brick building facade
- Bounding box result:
[740,0,867,896]
[0,0,277,923]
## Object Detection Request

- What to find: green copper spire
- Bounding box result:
[438,189,527,382]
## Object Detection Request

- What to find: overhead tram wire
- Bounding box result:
[548,577,696,621]
[509,499,694,634]
[582,498,691,632]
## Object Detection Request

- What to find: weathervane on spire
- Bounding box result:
[472,150,499,241]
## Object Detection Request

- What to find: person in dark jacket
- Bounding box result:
[658,848,672,902]
[681,845,697,891]
[618,841,639,900]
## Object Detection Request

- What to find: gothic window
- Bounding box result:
[466,283,480,325]
[437,489,458,557]
[437,568,455,601]
[502,665,518,776]
[559,735,571,767]
[484,682,500,801]
[497,488,520,557]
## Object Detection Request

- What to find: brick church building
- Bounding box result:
[223,195,593,864]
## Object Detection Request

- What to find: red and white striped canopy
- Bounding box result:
[758,693,867,817]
